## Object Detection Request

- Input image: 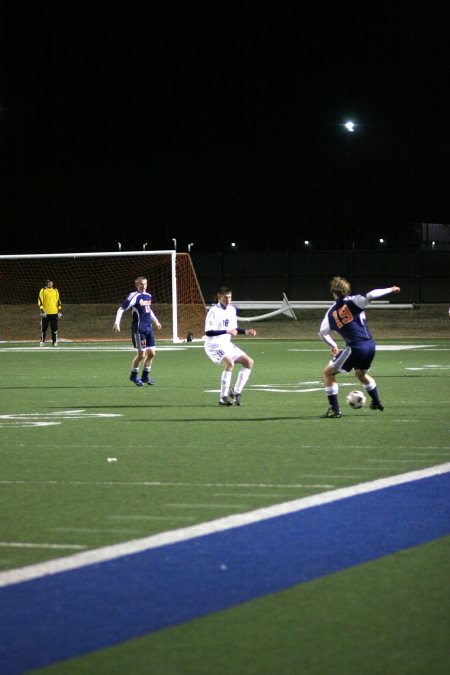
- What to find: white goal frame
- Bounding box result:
[0,250,181,342]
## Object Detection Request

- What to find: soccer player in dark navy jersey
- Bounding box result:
[113,276,162,386]
[318,276,400,418]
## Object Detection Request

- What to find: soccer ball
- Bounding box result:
[346,390,366,409]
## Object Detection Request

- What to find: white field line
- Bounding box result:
[52,528,141,534]
[0,462,449,588]
[213,493,293,498]
[1,343,446,356]
[333,467,424,472]
[5,443,449,451]
[0,480,336,489]
[0,542,87,550]
[109,516,197,521]
[0,346,187,352]
[367,459,446,463]
[288,345,437,352]
[400,452,450,456]
[166,504,251,509]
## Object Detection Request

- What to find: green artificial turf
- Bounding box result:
[1,338,449,673]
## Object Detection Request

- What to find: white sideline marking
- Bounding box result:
[0,462,449,589]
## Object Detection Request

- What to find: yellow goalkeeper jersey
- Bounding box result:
[38,287,61,314]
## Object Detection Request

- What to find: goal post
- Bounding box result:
[0,251,206,343]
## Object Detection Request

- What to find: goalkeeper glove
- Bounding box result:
[40,310,47,318]
[58,312,63,318]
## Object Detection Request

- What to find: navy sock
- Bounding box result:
[327,394,340,412]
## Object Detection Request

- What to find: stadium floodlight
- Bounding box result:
[118,242,122,251]
[143,242,148,250]
[344,120,355,132]
[188,243,194,252]
[379,238,385,245]
[172,238,177,250]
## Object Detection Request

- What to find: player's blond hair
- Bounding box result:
[134,276,147,285]
[330,276,351,299]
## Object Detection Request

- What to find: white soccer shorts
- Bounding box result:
[204,342,246,365]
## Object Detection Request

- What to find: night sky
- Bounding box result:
[1,3,449,254]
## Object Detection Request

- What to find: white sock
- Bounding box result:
[221,371,232,397]
[234,367,252,394]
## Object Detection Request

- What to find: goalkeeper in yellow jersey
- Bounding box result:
[38,279,62,347]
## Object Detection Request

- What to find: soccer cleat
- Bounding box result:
[320,407,342,418]
[370,401,384,411]
[229,389,242,406]
[130,375,144,387]
[218,396,232,406]
[141,376,155,385]
[39,342,44,347]
[53,342,58,347]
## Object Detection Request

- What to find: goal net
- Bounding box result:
[0,251,206,342]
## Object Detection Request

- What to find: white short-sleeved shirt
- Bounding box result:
[204,303,244,364]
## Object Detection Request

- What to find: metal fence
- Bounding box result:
[192,250,450,304]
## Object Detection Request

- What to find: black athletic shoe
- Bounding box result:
[219,396,232,406]
[370,401,384,411]
[229,389,242,406]
[320,407,342,418]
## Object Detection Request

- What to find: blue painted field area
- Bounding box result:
[1,471,449,674]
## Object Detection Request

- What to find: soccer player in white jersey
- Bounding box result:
[204,287,256,406]
[113,276,162,386]
[318,276,400,418]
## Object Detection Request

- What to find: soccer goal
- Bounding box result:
[0,251,206,342]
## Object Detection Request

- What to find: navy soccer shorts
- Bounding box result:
[132,330,156,351]
[331,341,376,373]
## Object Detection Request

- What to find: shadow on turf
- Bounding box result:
[132,415,328,421]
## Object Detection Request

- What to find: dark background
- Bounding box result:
[1,2,449,254]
